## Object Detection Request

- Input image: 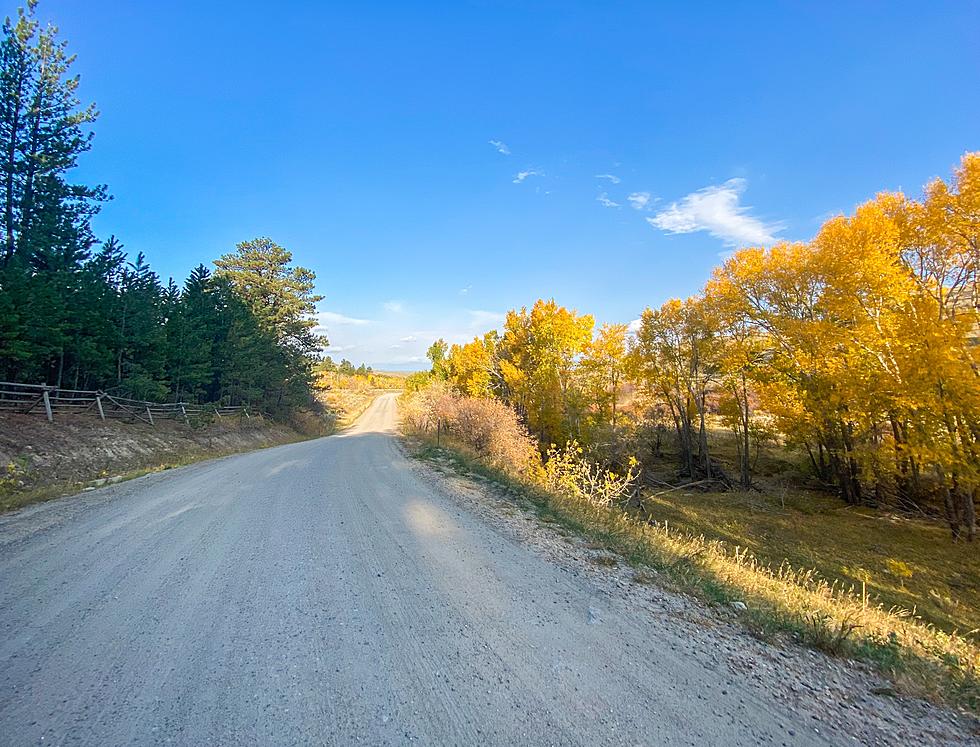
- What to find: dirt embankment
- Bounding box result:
[0,413,305,511]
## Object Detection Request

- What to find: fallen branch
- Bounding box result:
[646,479,717,498]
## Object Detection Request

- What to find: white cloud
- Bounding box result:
[459,285,472,296]
[627,318,642,334]
[383,300,405,313]
[595,173,621,184]
[489,139,510,155]
[647,178,780,246]
[627,191,651,211]
[596,192,620,208]
[400,335,417,342]
[317,310,372,327]
[512,169,541,184]
[325,344,359,354]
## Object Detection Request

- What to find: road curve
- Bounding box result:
[0,393,820,745]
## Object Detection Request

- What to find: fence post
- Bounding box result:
[213,406,222,420]
[95,393,105,421]
[145,405,154,426]
[243,407,250,419]
[41,387,53,421]
[180,404,188,425]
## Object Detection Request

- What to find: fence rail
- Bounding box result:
[0,382,257,425]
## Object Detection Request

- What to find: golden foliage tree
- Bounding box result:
[627,297,721,480]
[446,332,498,398]
[708,153,978,535]
[497,299,594,444]
[579,322,629,429]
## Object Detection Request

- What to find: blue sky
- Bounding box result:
[28,1,980,369]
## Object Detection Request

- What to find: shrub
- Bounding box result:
[453,397,540,477]
[400,381,450,433]
[401,387,539,478]
[544,440,640,510]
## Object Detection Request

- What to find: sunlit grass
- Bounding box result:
[641,488,980,640]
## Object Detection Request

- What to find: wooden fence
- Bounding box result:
[0,382,257,425]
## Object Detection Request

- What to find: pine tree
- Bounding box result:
[167,264,218,403]
[214,237,325,357]
[0,0,104,266]
[214,237,326,410]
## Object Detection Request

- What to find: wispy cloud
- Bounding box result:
[489,139,510,155]
[317,310,372,327]
[627,191,651,211]
[647,178,780,246]
[627,318,642,334]
[383,300,405,313]
[512,169,541,184]
[596,192,620,208]
[459,285,472,295]
[595,173,621,184]
[400,335,417,343]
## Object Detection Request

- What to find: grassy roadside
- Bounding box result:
[404,432,980,716]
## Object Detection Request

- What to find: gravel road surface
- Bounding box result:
[0,394,969,745]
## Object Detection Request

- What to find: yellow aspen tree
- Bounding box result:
[627,297,721,481]
[890,153,979,539]
[446,332,499,399]
[579,322,629,430]
[703,281,768,488]
[497,299,594,444]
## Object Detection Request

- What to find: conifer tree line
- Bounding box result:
[318,356,374,378]
[424,153,980,540]
[0,3,325,414]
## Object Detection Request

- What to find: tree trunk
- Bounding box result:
[837,419,863,505]
[938,467,962,540]
[962,487,977,542]
[738,377,751,488]
[944,487,961,541]
[699,412,711,478]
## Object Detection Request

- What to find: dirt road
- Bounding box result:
[0,394,965,744]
